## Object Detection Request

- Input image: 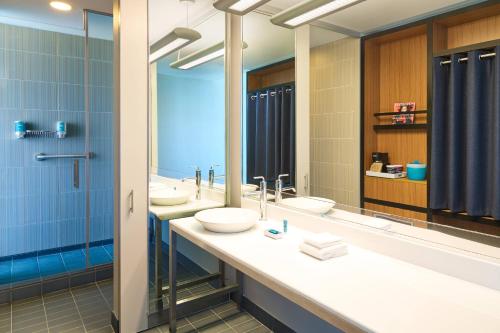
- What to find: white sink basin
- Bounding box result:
[195,208,259,233]
[150,188,191,206]
[280,197,335,214]
[149,182,166,191]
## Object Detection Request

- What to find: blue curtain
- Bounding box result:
[431,46,500,220]
[246,85,295,187]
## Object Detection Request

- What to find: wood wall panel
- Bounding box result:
[364,202,428,227]
[363,40,380,171]
[379,33,427,112]
[446,13,500,50]
[364,176,427,208]
[376,128,427,165]
[247,60,295,92]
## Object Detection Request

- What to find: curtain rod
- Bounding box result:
[250,88,293,100]
[439,52,496,65]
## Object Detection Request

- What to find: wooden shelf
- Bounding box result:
[373,124,427,131]
[374,110,427,116]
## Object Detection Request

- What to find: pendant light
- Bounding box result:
[170,41,248,70]
[213,0,271,15]
[149,0,201,63]
[271,0,365,29]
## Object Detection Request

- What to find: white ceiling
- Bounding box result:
[0,0,112,36]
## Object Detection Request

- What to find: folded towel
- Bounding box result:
[304,232,342,249]
[299,242,348,260]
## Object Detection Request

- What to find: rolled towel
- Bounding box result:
[299,242,348,260]
[304,232,342,249]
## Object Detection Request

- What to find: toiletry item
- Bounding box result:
[386,164,403,174]
[366,170,406,179]
[283,219,288,233]
[392,113,414,124]
[407,160,427,180]
[304,232,342,249]
[56,121,66,139]
[393,102,416,113]
[299,242,348,260]
[371,152,389,172]
[14,121,26,139]
[265,229,283,239]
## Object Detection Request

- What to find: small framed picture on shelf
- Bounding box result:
[393,102,416,113]
[392,114,415,125]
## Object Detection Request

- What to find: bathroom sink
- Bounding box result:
[150,188,191,206]
[149,182,166,190]
[280,197,335,214]
[195,208,259,233]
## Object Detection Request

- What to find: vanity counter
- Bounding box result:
[149,197,224,221]
[170,217,500,333]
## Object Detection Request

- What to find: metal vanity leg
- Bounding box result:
[218,260,225,288]
[234,270,244,310]
[169,229,178,333]
[154,216,163,310]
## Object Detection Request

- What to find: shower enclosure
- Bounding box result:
[0,11,114,294]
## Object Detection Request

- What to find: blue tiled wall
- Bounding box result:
[0,23,114,257]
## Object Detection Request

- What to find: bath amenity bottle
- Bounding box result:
[56,121,66,138]
[14,121,26,139]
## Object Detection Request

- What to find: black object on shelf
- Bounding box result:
[373,110,428,116]
[373,124,427,130]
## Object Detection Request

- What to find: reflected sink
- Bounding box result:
[150,188,191,206]
[195,208,259,233]
[280,197,335,214]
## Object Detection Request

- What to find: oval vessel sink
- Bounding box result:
[150,188,190,206]
[280,197,335,214]
[195,208,259,233]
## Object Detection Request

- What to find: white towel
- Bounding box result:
[304,232,342,249]
[299,242,348,260]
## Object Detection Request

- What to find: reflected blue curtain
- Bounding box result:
[246,84,295,187]
[431,46,500,220]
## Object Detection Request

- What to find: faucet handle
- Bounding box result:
[253,176,266,182]
[277,174,289,181]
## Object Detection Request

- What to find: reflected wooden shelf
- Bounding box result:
[373,124,427,130]
[373,110,428,116]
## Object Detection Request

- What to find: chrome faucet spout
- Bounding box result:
[253,176,267,221]
[275,174,293,204]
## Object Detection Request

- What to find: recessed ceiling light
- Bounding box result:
[50,1,72,11]
[271,0,365,29]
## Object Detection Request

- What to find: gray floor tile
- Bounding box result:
[223,312,254,328]
[190,313,221,330]
[47,312,81,328]
[12,314,46,331]
[48,320,84,333]
[231,319,262,333]
[211,302,238,315]
[245,325,272,333]
[196,321,232,333]
[87,325,114,333]
[12,321,47,333]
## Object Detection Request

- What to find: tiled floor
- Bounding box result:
[0,244,113,287]
[145,301,272,333]
[0,280,113,333]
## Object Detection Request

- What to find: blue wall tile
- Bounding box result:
[0,23,114,258]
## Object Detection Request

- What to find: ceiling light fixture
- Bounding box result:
[149,27,201,63]
[213,0,271,15]
[271,0,365,28]
[170,41,248,70]
[49,1,72,11]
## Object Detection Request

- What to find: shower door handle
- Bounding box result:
[73,160,79,189]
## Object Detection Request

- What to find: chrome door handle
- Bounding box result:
[129,190,134,214]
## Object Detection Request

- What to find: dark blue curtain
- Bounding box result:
[246,85,295,187]
[431,46,500,220]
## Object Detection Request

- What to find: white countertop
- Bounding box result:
[149,196,224,221]
[170,217,500,333]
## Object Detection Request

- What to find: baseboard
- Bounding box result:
[111,311,119,332]
[240,296,295,333]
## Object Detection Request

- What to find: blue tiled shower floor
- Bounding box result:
[0,243,113,287]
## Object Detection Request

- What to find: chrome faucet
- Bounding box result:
[208,164,224,189]
[182,167,202,200]
[253,176,267,221]
[275,174,296,204]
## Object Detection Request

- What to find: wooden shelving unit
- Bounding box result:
[373,110,428,117]
[361,1,500,234]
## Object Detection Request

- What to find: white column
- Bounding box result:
[225,13,242,207]
[112,0,149,331]
[295,25,310,196]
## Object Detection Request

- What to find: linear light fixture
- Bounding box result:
[149,27,201,63]
[271,0,365,28]
[170,41,248,70]
[213,0,271,15]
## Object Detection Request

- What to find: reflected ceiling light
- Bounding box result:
[271,0,365,28]
[213,0,271,15]
[149,27,201,63]
[170,41,248,70]
[50,1,72,11]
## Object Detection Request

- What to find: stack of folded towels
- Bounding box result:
[299,232,348,260]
